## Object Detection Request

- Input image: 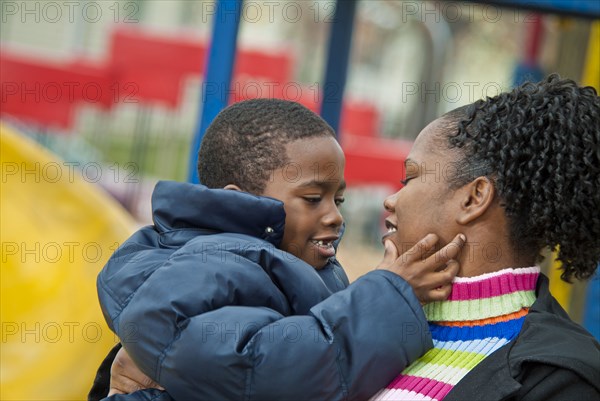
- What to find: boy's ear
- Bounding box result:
[223,184,243,191]
[456,176,496,225]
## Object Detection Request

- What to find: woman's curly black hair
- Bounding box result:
[443,74,600,282]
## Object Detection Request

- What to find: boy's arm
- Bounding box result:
[121,271,428,401]
[101,236,463,401]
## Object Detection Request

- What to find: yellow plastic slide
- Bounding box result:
[1,123,136,400]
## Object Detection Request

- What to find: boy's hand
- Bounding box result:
[108,347,164,396]
[376,233,466,304]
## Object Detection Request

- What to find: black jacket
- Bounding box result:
[446,274,600,401]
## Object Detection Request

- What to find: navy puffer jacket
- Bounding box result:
[97,181,431,401]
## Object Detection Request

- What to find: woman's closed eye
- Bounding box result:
[400,177,414,186]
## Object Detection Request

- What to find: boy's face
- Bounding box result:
[261,136,346,269]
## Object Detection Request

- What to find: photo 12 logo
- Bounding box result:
[1,321,108,344]
[1,161,139,184]
[197,1,338,24]
[401,81,505,104]
[1,1,139,24]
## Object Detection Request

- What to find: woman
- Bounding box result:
[372,74,600,401]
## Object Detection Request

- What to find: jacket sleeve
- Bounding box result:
[102,389,172,401]
[98,246,431,400]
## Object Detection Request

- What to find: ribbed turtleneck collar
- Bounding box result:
[371,267,543,401]
[424,266,540,323]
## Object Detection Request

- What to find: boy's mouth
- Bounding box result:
[311,239,334,247]
[310,237,338,259]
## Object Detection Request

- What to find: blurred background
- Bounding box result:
[1,0,599,399]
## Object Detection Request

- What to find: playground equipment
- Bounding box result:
[1,2,598,400]
[1,26,412,189]
[1,123,136,400]
[0,25,410,399]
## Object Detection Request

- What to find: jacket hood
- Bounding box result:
[151,181,286,247]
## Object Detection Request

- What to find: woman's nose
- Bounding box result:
[383,192,398,213]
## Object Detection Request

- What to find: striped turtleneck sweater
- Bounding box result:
[371,266,540,401]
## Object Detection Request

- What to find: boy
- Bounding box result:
[91,99,464,400]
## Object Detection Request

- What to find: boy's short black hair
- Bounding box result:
[197,99,335,194]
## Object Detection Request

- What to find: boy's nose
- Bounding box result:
[383,192,398,212]
[323,203,344,228]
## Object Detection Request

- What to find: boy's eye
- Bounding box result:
[303,196,344,206]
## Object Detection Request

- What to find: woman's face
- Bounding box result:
[383,118,461,253]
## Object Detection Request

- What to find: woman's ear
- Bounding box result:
[456,177,496,225]
[223,184,243,191]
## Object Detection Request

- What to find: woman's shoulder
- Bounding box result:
[508,274,600,395]
[445,286,599,401]
[510,362,600,401]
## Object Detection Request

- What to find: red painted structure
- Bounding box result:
[0,27,409,188]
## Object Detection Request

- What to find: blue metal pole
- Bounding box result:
[320,0,357,138]
[583,267,600,341]
[188,0,243,183]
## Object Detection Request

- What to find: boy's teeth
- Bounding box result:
[387,227,397,233]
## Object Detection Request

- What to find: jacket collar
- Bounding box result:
[151,181,286,247]
[445,274,600,400]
